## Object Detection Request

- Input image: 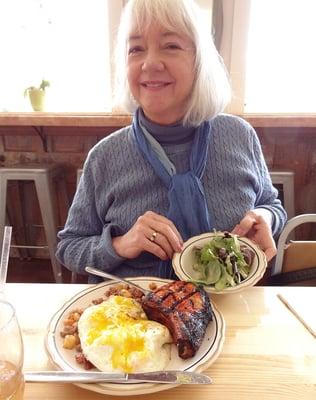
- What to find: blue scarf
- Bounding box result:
[132,109,213,277]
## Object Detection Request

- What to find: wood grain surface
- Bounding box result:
[4,284,316,400]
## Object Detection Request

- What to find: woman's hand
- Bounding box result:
[112,211,183,260]
[231,209,277,261]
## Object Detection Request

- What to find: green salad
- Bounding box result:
[192,232,255,290]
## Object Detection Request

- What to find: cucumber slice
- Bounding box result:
[205,261,222,284]
[215,265,228,290]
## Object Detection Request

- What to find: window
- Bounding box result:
[7,1,314,115]
[0,0,123,112]
[245,0,316,113]
[0,0,214,114]
[218,0,316,114]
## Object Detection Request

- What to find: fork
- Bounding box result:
[85,266,151,294]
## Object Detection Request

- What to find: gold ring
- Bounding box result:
[149,231,157,242]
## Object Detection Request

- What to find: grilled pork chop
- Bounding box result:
[141,281,213,359]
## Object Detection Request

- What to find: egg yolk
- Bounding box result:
[85,296,152,372]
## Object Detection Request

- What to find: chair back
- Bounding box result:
[271,214,316,284]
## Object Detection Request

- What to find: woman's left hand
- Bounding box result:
[231,210,277,261]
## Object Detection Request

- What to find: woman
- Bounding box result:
[56,0,286,282]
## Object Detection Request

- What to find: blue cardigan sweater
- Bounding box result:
[56,114,286,281]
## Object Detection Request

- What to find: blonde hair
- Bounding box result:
[114,0,231,126]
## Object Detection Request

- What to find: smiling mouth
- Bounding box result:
[141,82,171,88]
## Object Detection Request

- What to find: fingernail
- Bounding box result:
[234,228,244,236]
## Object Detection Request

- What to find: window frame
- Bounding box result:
[107,0,125,102]
[218,0,251,115]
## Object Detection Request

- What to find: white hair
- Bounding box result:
[113,0,231,126]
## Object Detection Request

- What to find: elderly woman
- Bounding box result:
[56,0,286,282]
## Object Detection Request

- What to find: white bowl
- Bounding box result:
[172,232,267,294]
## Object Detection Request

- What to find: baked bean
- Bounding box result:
[149,282,157,291]
[92,297,104,305]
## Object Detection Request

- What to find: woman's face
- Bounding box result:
[127,23,195,125]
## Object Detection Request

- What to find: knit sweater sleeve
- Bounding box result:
[55,145,125,276]
[249,125,287,236]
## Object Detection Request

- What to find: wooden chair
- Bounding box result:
[270,214,316,285]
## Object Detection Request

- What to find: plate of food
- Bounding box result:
[172,231,267,294]
[45,277,225,396]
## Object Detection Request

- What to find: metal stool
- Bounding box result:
[0,164,67,283]
[69,168,84,283]
[269,170,295,219]
[5,207,28,259]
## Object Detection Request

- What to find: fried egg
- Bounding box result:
[78,295,172,373]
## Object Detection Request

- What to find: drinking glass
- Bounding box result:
[0,300,24,400]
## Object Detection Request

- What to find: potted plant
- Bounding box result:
[24,79,50,111]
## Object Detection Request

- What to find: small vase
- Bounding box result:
[28,89,46,111]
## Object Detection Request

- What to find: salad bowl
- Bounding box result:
[172,232,267,294]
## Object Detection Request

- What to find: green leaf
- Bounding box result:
[40,79,50,90]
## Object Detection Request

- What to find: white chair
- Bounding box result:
[271,214,316,284]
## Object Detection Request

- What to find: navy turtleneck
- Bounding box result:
[139,108,196,145]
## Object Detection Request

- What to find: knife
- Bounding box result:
[25,370,212,384]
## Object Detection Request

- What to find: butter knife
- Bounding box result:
[25,370,212,384]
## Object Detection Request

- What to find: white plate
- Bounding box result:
[45,277,225,396]
[172,232,267,294]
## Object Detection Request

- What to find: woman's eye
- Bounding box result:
[164,43,182,50]
[128,46,143,55]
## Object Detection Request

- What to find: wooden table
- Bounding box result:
[4,284,316,399]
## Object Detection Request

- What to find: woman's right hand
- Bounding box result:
[112,211,183,260]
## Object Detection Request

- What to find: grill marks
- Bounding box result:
[153,281,197,308]
[142,281,213,359]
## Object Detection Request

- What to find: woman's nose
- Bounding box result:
[141,51,164,72]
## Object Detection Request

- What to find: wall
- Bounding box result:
[257,126,316,240]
